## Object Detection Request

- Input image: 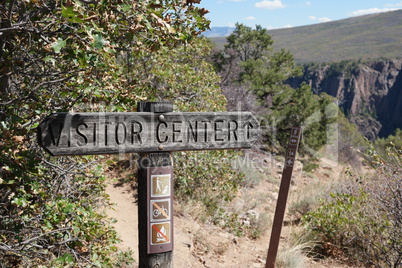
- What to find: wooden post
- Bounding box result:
[265,127,301,268]
[36,101,260,267]
[138,102,174,268]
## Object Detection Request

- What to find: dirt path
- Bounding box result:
[106,182,138,257]
[105,156,355,267]
[105,181,268,267]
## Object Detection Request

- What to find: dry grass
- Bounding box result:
[276,244,308,268]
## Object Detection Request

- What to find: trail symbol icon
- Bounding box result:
[151,222,170,245]
[151,200,170,221]
[151,174,170,197]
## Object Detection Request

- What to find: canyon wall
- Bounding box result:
[288,60,402,140]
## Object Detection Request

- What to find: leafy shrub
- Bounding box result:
[174,150,245,233]
[337,113,368,166]
[301,158,319,173]
[374,128,402,160]
[303,191,369,251]
[0,152,132,267]
[303,145,402,267]
[0,0,212,266]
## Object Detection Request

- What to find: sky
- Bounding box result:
[200,0,402,29]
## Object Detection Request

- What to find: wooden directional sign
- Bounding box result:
[37,112,259,156]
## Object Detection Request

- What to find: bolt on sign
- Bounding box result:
[37,112,259,156]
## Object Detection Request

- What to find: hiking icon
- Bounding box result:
[151,174,171,197]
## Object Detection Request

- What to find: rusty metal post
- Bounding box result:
[265,127,301,268]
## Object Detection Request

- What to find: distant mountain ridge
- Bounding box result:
[202,27,234,38]
[206,11,402,140]
[209,9,402,63]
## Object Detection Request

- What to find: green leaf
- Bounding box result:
[93,34,106,49]
[44,56,56,65]
[57,253,75,264]
[11,197,28,207]
[51,38,67,53]
[61,5,84,23]
[63,203,74,213]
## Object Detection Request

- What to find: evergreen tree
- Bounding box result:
[211,23,337,155]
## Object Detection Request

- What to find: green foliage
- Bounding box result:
[124,37,227,111]
[267,84,338,155]
[326,60,361,79]
[337,113,368,165]
[1,0,211,113]
[0,155,129,267]
[301,158,319,173]
[374,128,402,159]
[211,23,300,89]
[0,0,212,266]
[211,24,338,156]
[211,208,244,237]
[303,191,368,247]
[226,24,274,62]
[303,59,361,77]
[174,149,244,211]
[303,145,402,267]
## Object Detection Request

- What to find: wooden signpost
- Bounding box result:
[37,111,259,156]
[265,126,302,268]
[37,101,259,268]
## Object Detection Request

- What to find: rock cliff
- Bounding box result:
[288,60,402,140]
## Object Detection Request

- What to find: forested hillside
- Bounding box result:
[210,10,402,140]
[209,23,337,156]
[210,9,402,63]
[268,9,402,63]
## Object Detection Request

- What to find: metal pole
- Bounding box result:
[265,127,301,268]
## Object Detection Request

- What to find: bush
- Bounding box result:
[174,150,245,235]
[0,153,133,267]
[303,145,402,267]
[374,128,402,160]
[0,0,214,265]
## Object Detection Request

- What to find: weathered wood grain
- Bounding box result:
[37,112,260,156]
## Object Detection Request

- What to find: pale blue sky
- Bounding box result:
[200,0,402,29]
